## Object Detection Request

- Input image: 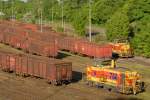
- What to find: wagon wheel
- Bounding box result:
[51,81,59,86]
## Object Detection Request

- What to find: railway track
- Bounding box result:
[119,57,150,67]
[0,82,41,100]
[0,76,115,100]
[132,57,150,66]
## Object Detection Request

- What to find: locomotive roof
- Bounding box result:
[109,67,131,72]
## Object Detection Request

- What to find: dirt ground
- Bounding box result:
[0,44,149,100]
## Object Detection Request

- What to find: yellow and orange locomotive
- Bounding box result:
[109,39,133,58]
[86,59,144,94]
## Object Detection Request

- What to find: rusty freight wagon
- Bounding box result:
[86,60,145,94]
[0,22,56,44]
[0,20,113,58]
[28,38,58,57]
[0,24,58,57]
[37,30,113,58]
[57,36,112,58]
[0,51,72,85]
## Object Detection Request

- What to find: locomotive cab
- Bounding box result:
[110,39,134,58]
[123,72,145,95]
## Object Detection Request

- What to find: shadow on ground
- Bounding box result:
[56,52,71,59]
[72,71,83,83]
[85,32,99,37]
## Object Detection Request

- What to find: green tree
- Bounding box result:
[128,0,150,57]
[128,0,150,22]
[72,7,88,36]
[106,4,130,41]
[131,15,150,57]
[92,0,126,24]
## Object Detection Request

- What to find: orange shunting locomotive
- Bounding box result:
[86,59,145,94]
[109,39,133,58]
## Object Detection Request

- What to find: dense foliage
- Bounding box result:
[128,0,150,57]
[106,1,130,41]
[0,0,150,57]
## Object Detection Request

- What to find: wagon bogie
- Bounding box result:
[21,73,30,77]
[2,68,10,72]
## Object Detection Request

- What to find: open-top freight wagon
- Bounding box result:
[0,51,72,85]
[27,38,58,57]
[57,36,112,58]
[55,35,112,58]
[0,20,113,58]
[86,59,145,94]
[0,20,52,32]
[0,24,58,57]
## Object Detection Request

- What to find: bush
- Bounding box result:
[106,2,130,41]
